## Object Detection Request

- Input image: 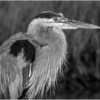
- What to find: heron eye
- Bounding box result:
[53,17,58,21]
[46,26,53,33]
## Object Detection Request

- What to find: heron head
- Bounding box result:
[26,11,100,98]
[27,11,100,45]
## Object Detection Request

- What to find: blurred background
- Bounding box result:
[0,1,100,99]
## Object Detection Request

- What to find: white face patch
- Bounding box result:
[27,18,55,32]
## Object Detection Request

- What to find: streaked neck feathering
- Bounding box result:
[26,19,67,98]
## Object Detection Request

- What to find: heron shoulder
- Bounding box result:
[0,32,37,98]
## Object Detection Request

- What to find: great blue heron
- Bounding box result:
[0,11,100,99]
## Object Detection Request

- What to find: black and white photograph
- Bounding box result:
[0,1,100,99]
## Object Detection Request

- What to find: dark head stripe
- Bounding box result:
[34,11,61,19]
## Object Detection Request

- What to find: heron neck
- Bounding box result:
[26,33,67,98]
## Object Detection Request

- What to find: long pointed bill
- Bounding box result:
[51,18,100,30]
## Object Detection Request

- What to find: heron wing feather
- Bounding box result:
[0,53,20,99]
[0,33,36,99]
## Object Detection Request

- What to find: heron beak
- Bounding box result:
[51,17,100,30]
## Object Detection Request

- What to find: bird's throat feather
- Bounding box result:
[26,32,67,99]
